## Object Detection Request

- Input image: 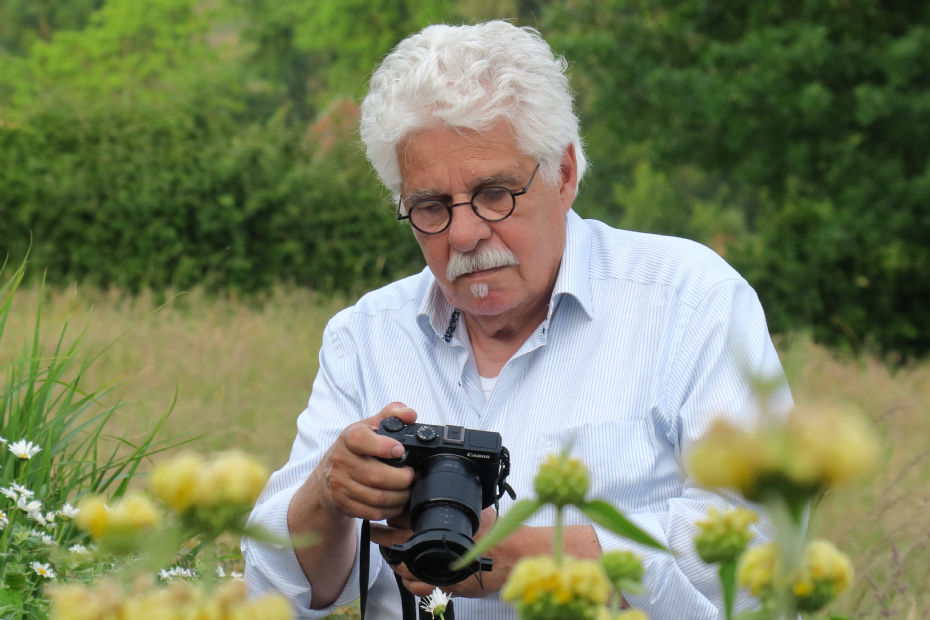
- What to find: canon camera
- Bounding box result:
[376,417,515,586]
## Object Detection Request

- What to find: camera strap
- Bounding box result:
[359,520,455,620]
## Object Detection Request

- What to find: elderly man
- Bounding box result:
[244,20,788,620]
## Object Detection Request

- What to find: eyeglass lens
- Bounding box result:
[410,187,515,233]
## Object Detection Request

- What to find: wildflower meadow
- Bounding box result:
[1,259,924,620]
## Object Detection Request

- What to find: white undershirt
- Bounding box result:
[479,374,499,403]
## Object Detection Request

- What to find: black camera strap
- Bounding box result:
[359,520,455,620]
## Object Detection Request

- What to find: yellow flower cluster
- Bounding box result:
[152,452,269,513]
[688,406,877,501]
[503,556,610,619]
[737,543,778,597]
[737,539,854,613]
[75,494,160,540]
[693,506,758,564]
[49,578,292,620]
[534,453,590,507]
[596,610,650,620]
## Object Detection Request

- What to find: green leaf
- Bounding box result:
[734,611,773,620]
[579,500,669,552]
[451,499,543,570]
[719,560,737,620]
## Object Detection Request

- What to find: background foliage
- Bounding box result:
[1,0,928,356]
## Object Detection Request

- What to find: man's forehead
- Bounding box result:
[397,123,530,192]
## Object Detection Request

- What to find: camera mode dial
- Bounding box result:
[382,417,405,433]
[416,425,437,442]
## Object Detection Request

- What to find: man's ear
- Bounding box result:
[559,143,578,214]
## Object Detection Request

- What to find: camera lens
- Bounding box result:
[404,454,484,585]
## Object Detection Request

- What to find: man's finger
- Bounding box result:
[341,479,410,511]
[372,402,418,428]
[353,461,414,491]
[342,423,407,460]
[369,523,414,549]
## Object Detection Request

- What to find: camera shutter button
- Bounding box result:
[416,426,437,442]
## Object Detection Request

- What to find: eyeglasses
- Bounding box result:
[397,163,541,235]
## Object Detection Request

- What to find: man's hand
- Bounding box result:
[370,506,511,598]
[288,402,418,609]
[310,402,418,521]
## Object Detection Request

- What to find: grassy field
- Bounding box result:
[2,284,927,618]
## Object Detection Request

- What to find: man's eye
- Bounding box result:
[413,202,446,216]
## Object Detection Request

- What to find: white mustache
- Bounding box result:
[446,246,520,282]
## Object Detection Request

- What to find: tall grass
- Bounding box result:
[0,260,184,546]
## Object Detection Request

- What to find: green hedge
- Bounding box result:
[0,100,424,294]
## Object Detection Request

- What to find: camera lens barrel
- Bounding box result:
[409,454,483,536]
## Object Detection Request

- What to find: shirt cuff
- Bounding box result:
[242,485,369,618]
[592,515,718,620]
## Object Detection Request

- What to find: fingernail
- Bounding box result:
[391,445,404,458]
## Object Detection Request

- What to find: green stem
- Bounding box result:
[553,507,563,566]
[611,592,620,616]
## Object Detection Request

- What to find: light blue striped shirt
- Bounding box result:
[244,210,789,619]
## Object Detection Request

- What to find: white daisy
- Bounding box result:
[0,487,18,501]
[9,440,42,460]
[40,534,55,545]
[11,483,33,498]
[158,566,195,581]
[32,562,56,579]
[69,544,90,555]
[59,503,80,519]
[0,436,7,444]
[0,514,8,530]
[216,565,226,578]
[230,571,244,581]
[28,510,47,526]
[16,496,41,513]
[419,587,452,618]
[45,511,56,524]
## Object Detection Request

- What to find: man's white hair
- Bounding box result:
[360,21,587,201]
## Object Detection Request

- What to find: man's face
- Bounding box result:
[398,124,577,318]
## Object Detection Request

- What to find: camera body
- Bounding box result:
[376,417,514,586]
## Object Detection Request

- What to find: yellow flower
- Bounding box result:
[48,584,103,620]
[804,539,854,594]
[503,555,609,612]
[74,496,112,540]
[534,453,590,507]
[687,420,756,494]
[198,453,269,507]
[152,453,206,513]
[596,609,650,620]
[788,407,877,487]
[108,493,161,532]
[229,593,293,620]
[694,506,758,564]
[737,543,777,596]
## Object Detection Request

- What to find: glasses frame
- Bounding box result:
[397,162,541,235]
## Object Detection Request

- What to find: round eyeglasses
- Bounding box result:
[397,163,541,235]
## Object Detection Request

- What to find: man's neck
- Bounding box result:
[461,288,553,379]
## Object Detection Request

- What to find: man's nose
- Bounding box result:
[446,199,492,252]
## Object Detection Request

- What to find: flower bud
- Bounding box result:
[694,506,758,564]
[737,543,777,597]
[152,452,206,513]
[534,453,589,507]
[74,496,112,540]
[600,550,644,589]
[503,556,609,620]
[198,452,269,507]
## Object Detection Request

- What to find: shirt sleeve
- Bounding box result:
[593,278,792,620]
[242,318,384,618]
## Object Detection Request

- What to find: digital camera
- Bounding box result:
[376,417,515,586]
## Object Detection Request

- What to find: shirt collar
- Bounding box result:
[416,209,594,342]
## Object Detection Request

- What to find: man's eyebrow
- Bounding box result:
[403,172,523,204]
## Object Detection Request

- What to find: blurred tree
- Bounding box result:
[0,0,102,56]
[547,0,930,357]
[229,0,454,121]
